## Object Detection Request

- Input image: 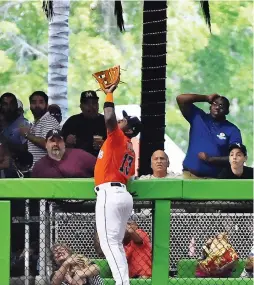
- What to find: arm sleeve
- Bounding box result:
[229,127,242,145]
[107,127,125,147]
[124,245,134,259]
[41,117,60,139]
[135,229,150,247]
[185,104,205,124]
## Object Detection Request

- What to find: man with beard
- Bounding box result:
[0,93,30,153]
[62,91,106,157]
[19,91,60,168]
[176,93,242,178]
[32,129,96,178]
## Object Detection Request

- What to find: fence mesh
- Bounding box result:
[9,199,253,285]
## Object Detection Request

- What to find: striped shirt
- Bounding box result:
[62,275,104,285]
[28,112,60,168]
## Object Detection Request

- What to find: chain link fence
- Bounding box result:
[10,199,253,285]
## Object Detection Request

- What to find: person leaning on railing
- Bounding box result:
[50,243,104,285]
[139,149,181,179]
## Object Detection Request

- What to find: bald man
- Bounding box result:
[139,150,181,179]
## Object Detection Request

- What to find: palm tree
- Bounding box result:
[43,0,70,121]
[42,0,124,121]
[139,0,211,175]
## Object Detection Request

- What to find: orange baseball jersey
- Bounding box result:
[94,127,135,186]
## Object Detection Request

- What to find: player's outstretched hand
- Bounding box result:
[104,84,117,94]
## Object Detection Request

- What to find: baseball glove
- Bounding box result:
[93,65,120,92]
[197,233,238,276]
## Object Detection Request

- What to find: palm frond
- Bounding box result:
[42,0,54,21]
[114,1,125,32]
[200,0,211,32]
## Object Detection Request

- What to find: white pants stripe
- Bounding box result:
[95,183,133,285]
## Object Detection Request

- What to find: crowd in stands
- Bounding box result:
[1,90,253,283]
[0,90,253,179]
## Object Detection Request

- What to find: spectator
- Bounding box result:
[139,150,181,179]
[0,93,30,153]
[241,246,254,278]
[123,219,152,279]
[32,129,96,178]
[94,219,152,279]
[48,104,62,124]
[0,142,33,178]
[62,90,106,157]
[19,91,60,168]
[176,93,242,178]
[218,143,253,179]
[50,243,103,285]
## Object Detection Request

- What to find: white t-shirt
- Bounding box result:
[139,172,182,180]
[28,112,60,168]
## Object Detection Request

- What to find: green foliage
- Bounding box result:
[0,1,252,164]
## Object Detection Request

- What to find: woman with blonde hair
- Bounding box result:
[50,243,104,285]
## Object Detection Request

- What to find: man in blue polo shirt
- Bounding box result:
[176,93,242,178]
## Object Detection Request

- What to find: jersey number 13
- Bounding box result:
[119,153,134,175]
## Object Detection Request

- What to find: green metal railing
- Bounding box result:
[0,179,253,285]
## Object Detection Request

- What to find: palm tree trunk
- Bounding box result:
[139,0,167,176]
[47,0,70,121]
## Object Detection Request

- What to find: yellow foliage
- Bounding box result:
[0,51,13,73]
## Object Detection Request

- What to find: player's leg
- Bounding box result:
[95,187,133,285]
[117,191,133,283]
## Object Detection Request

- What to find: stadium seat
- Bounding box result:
[177,259,245,278]
[93,259,112,278]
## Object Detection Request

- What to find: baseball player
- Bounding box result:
[94,84,142,285]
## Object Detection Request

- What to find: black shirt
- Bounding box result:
[62,113,106,157]
[218,166,253,179]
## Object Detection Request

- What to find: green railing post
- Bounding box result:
[152,200,171,285]
[0,201,10,285]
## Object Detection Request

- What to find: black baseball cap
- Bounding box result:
[80,90,99,103]
[46,129,63,141]
[122,110,142,137]
[229,143,247,156]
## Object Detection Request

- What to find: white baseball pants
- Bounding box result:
[95,182,133,285]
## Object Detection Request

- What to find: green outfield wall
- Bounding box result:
[0,179,252,285]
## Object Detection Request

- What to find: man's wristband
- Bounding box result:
[24,132,29,139]
[104,102,114,108]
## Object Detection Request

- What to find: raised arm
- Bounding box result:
[198,152,229,166]
[176,93,219,119]
[103,85,118,133]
